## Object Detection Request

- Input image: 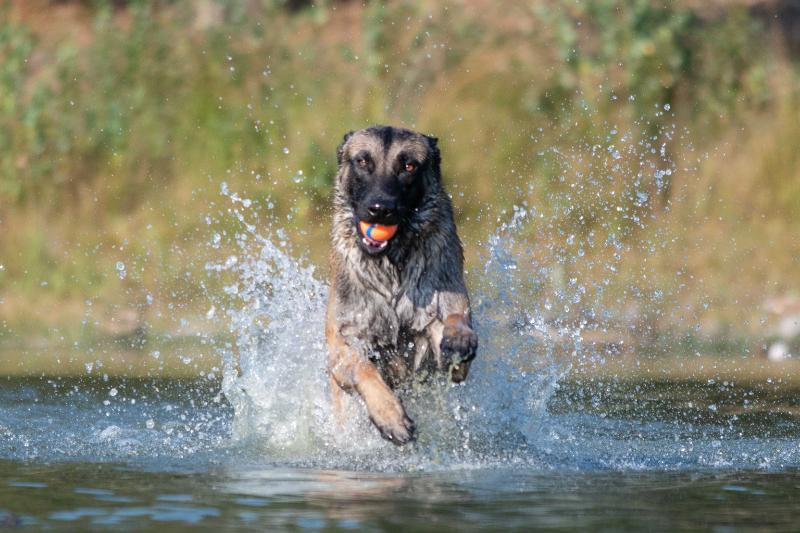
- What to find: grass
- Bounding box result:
[1,0,799,370]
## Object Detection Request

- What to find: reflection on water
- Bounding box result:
[3,459,800,531]
[2,378,800,530]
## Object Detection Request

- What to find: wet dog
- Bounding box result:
[326,125,477,445]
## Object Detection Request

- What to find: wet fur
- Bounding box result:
[326,125,477,445]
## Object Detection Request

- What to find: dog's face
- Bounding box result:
[336,126,441,256]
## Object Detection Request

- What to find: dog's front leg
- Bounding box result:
[430,291,478,383]
[326,324,415,445]
[441,314,478,382]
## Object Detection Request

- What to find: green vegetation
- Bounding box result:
[1,0,798,360]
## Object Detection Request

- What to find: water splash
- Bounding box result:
[202,110,782,472]
[206,183,577,472]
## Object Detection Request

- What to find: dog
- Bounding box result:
[326,125,477,445]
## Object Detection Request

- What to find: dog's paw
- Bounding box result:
[441,323,478,379]
[372,413,416,446]
[367,396,416,446]
[449,360,472,384]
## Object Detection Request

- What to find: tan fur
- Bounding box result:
[326,126,477,444]
[326,273,414,442]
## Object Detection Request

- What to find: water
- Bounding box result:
[5,464,800,532]
[3,377,800,530]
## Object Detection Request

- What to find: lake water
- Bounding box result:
[3,375,800,531]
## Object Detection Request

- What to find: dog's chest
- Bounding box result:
[355,256,436,340]
[386,253,437,327]
[393,285,437,332]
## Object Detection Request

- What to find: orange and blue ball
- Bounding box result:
[359,221,398,242]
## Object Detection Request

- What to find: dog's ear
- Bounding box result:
[336,131,354,166]
[424,134,441,176]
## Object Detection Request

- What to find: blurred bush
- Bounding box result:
[0,0,798,351]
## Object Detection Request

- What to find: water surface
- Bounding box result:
[3,376,800,531]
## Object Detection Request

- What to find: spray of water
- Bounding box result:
[202,112,684,471]
[206,193,569,471]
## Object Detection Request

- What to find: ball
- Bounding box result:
[359,221,398,242]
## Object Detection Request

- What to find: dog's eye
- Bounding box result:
[404,162,416,173]
[356,158,368,168]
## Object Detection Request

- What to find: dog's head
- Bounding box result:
[335,125,441,256]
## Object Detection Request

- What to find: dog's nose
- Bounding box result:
[367,202,396,220]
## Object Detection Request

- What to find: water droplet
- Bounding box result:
[109,388,118,397]
[282,147,290,155]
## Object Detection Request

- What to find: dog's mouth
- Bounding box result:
[355,219,397,255]
[362,233,389,251]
